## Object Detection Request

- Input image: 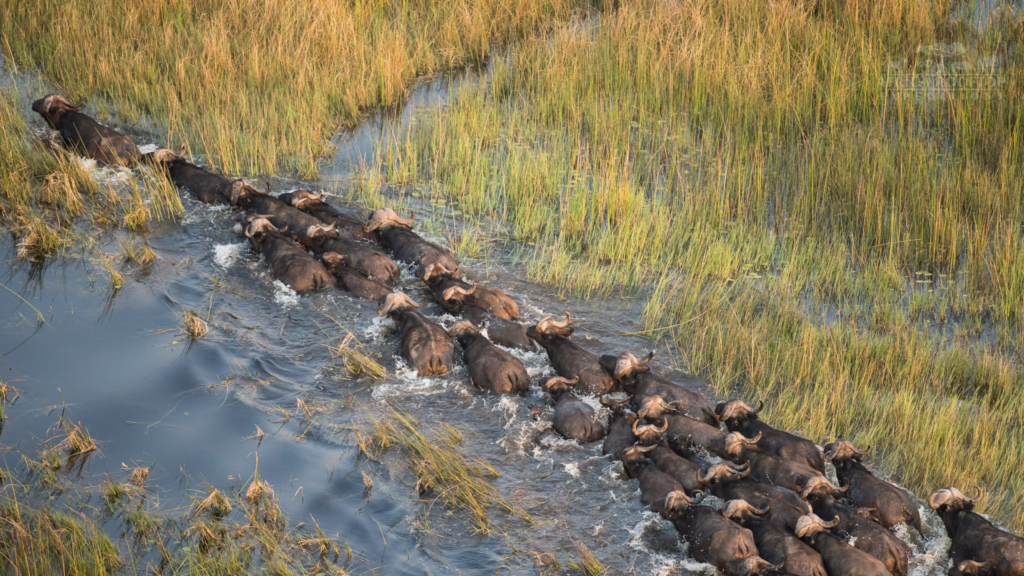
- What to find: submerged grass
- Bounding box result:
[357,404,529,532]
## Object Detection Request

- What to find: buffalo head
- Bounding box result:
[377,292,425,316]
[142,145,186,165]
[244,217,281,238]
[721,499,770,523]
[724,431,763,458]
[632,418,668,445]
[32,94,82,128]
[599,394,633,413]
[794,513,840,540]
[363,208,414,232]
[799,475,847,499]
[928,486,982,512]
[290,189,324,209]
[442,282,477,303]
[697,461,750,486]
[306,222,336,239]
[636,394,680,420]
[542,375,579,395]
[663,489,704,512]
[531,312,573,338]
[620,443,656,469]
[422,263,454,282]
[229,179,267,207]
[823,439,870,463]
[599,350,654,380]
[714,399,763,422]
[448,319,483,338]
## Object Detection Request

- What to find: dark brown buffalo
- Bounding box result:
[723,500,827,576]
[716,399,824,472]
[697,461,811,532]
[422,264,519,320]
[648,444,706,497]
[319,252,393,302]
[930,487,1024,576]
[306,229,399,284]
[795,514,893,576]
[600,351,716,426]
[527,313,615,395]
[32,94,140,166]
[543,376,604,443]
[672,505,777,576]
[278,189,370,241]
[462,305,533,351]
[633,460,703,517]
[142,147,241,205]
[824,440,922,532]
[234,186,330,245]
[632,418,668,446]
[746,451,833,495]
[601,397,638,460]
[449,320,530,395]
[663,413,761,461]
[363,209,460,278]
[378,292,454,376]
[804,482,910,576]
[244,217,333,292]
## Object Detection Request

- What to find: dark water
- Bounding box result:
[0,64,958,575]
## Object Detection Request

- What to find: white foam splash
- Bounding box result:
[371,357,452,399]
[213,243,245,269]
[564,462,581,478]
[492,396,520,428]
[272,280,299,308]
[363,315,396,341]
[498,418,550,455]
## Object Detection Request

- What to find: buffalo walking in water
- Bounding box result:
[825,440,922,533]
[363,209,460,278]
[723,499,827,576]
[33,94,140,166]
[528,313,615,395]
[794,513,893,576]
[929,487,1024,576]
[542,376,604,443]
[449,320,530,395]
[244,217,333,292]
[378,292,453,376]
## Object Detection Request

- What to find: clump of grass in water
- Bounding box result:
[567,540,606,576]
[328,334,385,380]
[180,310,209,340]
[357,405,530,532]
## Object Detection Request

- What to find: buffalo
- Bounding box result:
[233,186,335,246]
[929,487,1024,576]
[527,313,615,395]
[804,480,911,576]
[462,305,534,351]
[244,217,333,292]
[794,514,893,576]
[278,189,370,241]
[363,209,460,278]
[378,292,454,376]
[648,444,707,498]
[672,505,777,576]
[633,459,703,518]
[600,397,638,460]
[746,451,833,495]
[542,376,604,443]
[600,351,716,426]
[307,228,399,284]
[824,440,922,533]
[632,418,668,446]
[663,412,761,461]
[319,252,393,302]
[449,320,530,395]
[32,94,140,166]
[716,399,825,473]
[143,147,244,205]
[422,264,519,320]
[722,500,827,576]
[697,461,812,531]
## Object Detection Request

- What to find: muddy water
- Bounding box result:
[0,68,957,575]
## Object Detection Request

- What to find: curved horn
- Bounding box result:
[823,515,840,529]
[654,419,668,433]
[310,191,323,200]
[742,432,762,446]
[928,491,946,510]
[640,351,655,365]
[632,419,642,435]
[753,502,770,515]
[244,225,253,238]
[265,181,272,195]
[729,461,751,473]
[442,282,477,301]
[551,312,571,328]
[544,375,579,391]
[838,481,850,493]
[423,263,450,282]
[398,211,415,225]
[636,444,656,453]
[969,485,983,504]
[696,469,709,485]
[855,445,871,455]
[753,400,764,413]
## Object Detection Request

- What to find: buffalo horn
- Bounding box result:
[442,282,477,300]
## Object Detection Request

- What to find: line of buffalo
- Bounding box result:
[32,94,1024,576]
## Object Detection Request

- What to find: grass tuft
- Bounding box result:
[180,310,209,340]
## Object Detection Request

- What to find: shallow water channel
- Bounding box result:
[0,67,956,575]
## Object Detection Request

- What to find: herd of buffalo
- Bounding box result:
[30,93,1024,576]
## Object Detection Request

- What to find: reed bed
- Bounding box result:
[0,0,596,176]
[374,0,1024,529]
